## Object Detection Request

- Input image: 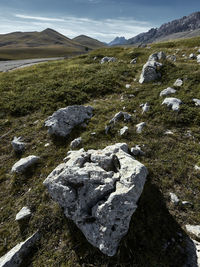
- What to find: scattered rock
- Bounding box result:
[160,87,176,97]
[197,55,200,63]
[43,143,148,256]
[141,102,150,114]
[44,143,50,147]
[182,201,193,208]
[148,51,166,61]
[125,84,131,89]
[174,79,183,87]
[139,60,162,84]
[169,192,180,204]
[136,122,146,133]
[100,57,117,64]
[119,126,128,136]
[166,55,176,62]
[193,99,200,106]
[70,137,82,149]
[164,130,174,135]
[130,58,137,64]
[194,165,200,171]
[186,225,200,239]
[0,232,39,267]
[11,137,25,153]
[44,105,93,137]
[109,111,132,125]
[131,145,145,156]
[15,207,31,221]
[162,97,182,111]
[189,53,197,59]
[11,155,40,173]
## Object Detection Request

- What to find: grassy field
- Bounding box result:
[0,37,200,266]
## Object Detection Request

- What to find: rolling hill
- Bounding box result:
[73,35,105,49]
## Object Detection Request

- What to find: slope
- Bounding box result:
[73,35,105,49]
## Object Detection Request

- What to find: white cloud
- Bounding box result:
[0,13,153,42]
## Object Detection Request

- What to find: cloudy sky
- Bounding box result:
[0,0,199,42]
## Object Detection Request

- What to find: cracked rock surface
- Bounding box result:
[43,143,148,256]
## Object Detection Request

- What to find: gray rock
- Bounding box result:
[15,207,31,221]
[160,87,176,97]
[198,49,200,54]
[166,55,176,62]
[130,58,137,64]
[43,143,148,256]
[197,55,200,63]
[139,59,162,84]
[194,165,200,171]
[148,51,166,61]
[0,232,39,267]
[193,99,200,106]
[131,145,145,156]
[164,130,174,135]
[174,78,183,87]
[162,97,182,111]
[184,238,200,267]
[44,105,93,137]
[70,137,82,149]
[100,57,117,64]
[125,84,131,89]
[189,53,197,59]
[136,122,146,133]
[11,155,40,173]
[186,225,200,239]
[11,137,25,153]
[119,126,128,136]
[182,201,193,207]
[169,192,179,204]
[109,111,132,125]
[141,103,150,114]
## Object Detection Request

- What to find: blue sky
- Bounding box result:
[0,0,199,42]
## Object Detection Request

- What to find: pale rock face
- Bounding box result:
[169,192,179,204]
[0,232,39,267]
[100,57,117,64]
[43,143,148,256]
[11,137,25,153]
[119,126,128,136]
[15,207,31,221]
[174,79,183,87]
[193,99,200,106]
[11,155,40,173]
[44,105,93,137]
[70,137,82,149]
[136,122,146,133]
[160,87,176,97]
[162,97,182,111]
[186,225,200,239]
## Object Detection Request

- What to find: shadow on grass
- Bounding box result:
[66,180,191,267]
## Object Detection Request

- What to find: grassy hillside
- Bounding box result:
[0,37,200,266]
[73,35,105,49]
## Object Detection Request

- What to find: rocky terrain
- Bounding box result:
[0,36,200,266]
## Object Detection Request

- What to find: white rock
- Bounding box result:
[70,137,82,149]
[174,79,183,87]
[164,130,174,135]
[131,145,145,156]
[11,137,25,153]
[15,207,31,221]
[100,57,116,64]
[43,143,148,256]
[119,126,128,136]
[162,97,182,111]
[125,84,131,89]
[0,232,39,267]
[194,165,200,171]
[160,87,176,97]
[136,122,146,133]
[44,143,50,147]
[169,192,179,204]
[141,103,150,113]
[139,59,162,84]
[197,55,200,63]
[130,58,137,64]
[11,155,40,173]
[109,111,132,125]
[45,105,93,137]
[193,99,200,106]
[189,53,197,59]
[148,51,166,61]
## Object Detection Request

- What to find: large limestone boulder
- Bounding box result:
[43,143,148,256]
[44,105,93,137]
[0,232,39,267]
[139,60,162,84]
[11,155,40,173]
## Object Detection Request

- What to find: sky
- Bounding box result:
[0,0,199,42]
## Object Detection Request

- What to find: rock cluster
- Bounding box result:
[43,143,148,256]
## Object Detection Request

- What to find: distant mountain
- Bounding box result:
[108,37,128,46]
[73,35,105,49]
[0,28,87,50]
[128,11,200,45]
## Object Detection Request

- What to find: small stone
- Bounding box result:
[125,84,131,89]
[194,165,200,171]
[109,112,132,125]
[160,87,176,97]
[193,99,200,106]
[11,155,40,173]
[130,58,137,64]
[119,126,129,136]
[174,79,183,87]
[131,145,145,156]
[15,207,31,221]
[11,137,25,153]
[136,122,146,133]
[162,97,182,111]
[164,130,174,135]
[44,143,50,147]
[189,53,196,59]
[91,132,96,136]
[70,137,82,149]
[169,192,179,204]
[141,103,150,114]
[166,55,176,62]
[182,201,193,207]
[186,225,200,239]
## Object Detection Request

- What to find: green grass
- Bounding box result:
[0,37,200,266]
